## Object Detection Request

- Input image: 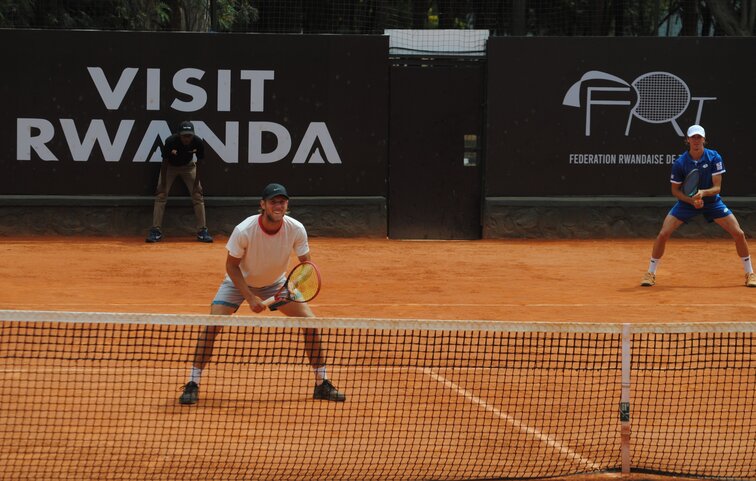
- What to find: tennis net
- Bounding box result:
[0,310,753,480]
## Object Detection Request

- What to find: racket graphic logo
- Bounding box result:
[625,72,690,136]
[563,70,716,137]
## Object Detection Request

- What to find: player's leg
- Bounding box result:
[179,280,241,405]
[192,305,231,369]
[642,213,685,286]
[651,214,685,258]
[147,166,178,242]
[713,213,755,287]
[178,163,212,243]
[277,301,346,402]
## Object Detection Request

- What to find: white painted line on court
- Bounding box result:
[317,303,756,308]
[8,302,756,309]
[420,367,603,472]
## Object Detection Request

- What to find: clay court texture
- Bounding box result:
[0,237,753,481]
[1,236,752,321]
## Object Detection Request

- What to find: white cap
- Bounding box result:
[687,125,706,138]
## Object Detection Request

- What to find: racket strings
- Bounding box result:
[682,170,700,197]
[633,74,690,122]
[287,264,320,302]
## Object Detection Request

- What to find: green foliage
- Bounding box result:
[214,0,259,31]
[0,0,752,35]
[155,2,171,25]
[0,0,34,27]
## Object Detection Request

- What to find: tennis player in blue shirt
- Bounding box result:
[641,125,756,287]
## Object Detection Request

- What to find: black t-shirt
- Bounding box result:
[161,134,205,166]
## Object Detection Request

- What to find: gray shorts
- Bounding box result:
[211,277,288,311]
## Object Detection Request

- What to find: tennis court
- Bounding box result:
[0,237,753,480]
[2,236,754,320]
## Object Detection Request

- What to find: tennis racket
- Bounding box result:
[262,261,322,311]
[681,169,700,197]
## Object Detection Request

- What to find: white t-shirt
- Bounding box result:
[225,214,309,288]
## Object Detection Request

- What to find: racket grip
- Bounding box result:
[261,296,276,307]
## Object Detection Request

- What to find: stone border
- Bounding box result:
[3,195,754,239]
[0,196,387,238]
[484,197,756,238]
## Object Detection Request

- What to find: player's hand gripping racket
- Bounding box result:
[262,261,322,311]
[681,169,700,197]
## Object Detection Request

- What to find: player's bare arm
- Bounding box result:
[670,182,696,207]
[695,174,722,200]
[225,254,265,312]
[298,252,311,263]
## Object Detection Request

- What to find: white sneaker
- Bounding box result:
[640,272,656,287]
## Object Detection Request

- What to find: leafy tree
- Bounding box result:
[0,0,752,35]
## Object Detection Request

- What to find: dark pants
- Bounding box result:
[152,162,207,230]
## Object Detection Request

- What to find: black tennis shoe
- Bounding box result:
[313,379,346,402]
[197,228,213,243]
[145,227,163,243]
[179,381,199,404]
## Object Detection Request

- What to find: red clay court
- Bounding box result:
[2,236,752,321]
[0,237,753,480]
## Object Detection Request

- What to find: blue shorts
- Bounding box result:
[211,277,290,311]
[669,198,732,223]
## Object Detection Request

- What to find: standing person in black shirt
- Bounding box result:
[146,121,213,243]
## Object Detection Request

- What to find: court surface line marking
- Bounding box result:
[420,367,603,472]
[7,302,756,308]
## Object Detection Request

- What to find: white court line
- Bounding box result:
[420,367,602,472]
[8,302,756,308]
[317,303,756,308]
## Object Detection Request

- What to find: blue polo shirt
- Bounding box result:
[670,148,725,203]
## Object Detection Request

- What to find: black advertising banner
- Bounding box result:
[1,30,388,196]
[486,38,756,196]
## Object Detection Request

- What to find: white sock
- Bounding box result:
[648,258,661,274]
[189,367,203,385]
[314,366,328,385]
[741,256,753,274]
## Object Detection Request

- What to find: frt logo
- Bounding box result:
[563,70,716,137]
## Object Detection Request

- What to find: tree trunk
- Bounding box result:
[651,0,661,35]
[700,1,712,35]
[182,0,210,31]
[166,0,183,30]
[679,0,698,35]
[705,0,751,35]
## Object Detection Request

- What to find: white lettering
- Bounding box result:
[217,70,231,112]
[194,121,239,164]
[146,68,160,111]
[585,87,631,136]
[240,70,274,112]
[87,67,139,110]
[60,119,133,162]
[249,121,291,164]
[292,122,342,164]
[171,68,207,112]
[17,118,57,161]
[133,120,172,162]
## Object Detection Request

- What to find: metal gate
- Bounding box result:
[388,58,485,239]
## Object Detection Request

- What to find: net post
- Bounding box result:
[620,323,632,476]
